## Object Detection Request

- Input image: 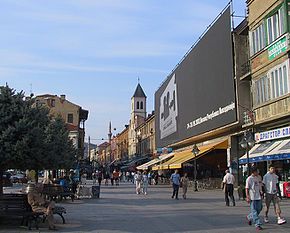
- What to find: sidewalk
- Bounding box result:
[1,182,290,233]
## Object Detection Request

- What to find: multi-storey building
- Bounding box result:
[240,0,290,178]
[35,94,88,158]
[115,125,129,161]
[135,111,156,158]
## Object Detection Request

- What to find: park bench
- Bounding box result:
[0,193,67,230]
[42,184,74,202]
[0,193,41,230]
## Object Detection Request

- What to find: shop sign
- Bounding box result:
[157,147,173,154]
[255,126,290,142]
[268,36,288,60]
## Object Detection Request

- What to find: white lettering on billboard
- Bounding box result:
[186,102,235,129]
[160,73,178,139]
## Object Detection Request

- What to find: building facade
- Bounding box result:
[239,0,290,180]
[35,94,88,158]
[135,111,156,158]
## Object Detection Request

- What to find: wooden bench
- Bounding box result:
[0,194,40,230]
[0,193,67,230]
[42,184,74,202]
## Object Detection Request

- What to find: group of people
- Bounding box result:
[169,170,189,200]
[134,171,149,195]
[222,165,287,231]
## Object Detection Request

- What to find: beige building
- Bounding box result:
[135,112,156,158]
[114,126,129,161]
[247,0,290,126]
[35,94,88,158]
[238,0,290,178]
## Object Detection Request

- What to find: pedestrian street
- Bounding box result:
[1,182,290,233]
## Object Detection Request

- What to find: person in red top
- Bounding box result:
[113,169,119,186]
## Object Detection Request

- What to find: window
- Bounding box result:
[254,60,289,106]
[254,75,269,105]
[250,23,266,55]
[67,114,74,124]
[269,60,289,99]
[51,99,55,107]
[266,7,286,44]
[140,101,143,109]
[137,101,140,109]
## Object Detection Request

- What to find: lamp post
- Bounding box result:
[192,144,200,192]
[239,131,255,177]
[137,130,142,157]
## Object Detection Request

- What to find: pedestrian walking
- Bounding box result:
[104,172,109,186]
[170,170,180,200]
[97,171,102,186]
[148,171,152,185]
[135,171,142,194]
[110,173,114,186]
[142,171,149,195]
[246,166,263,231]
[92,172,97,185]
[222,169,235,206]
[180,173,189,199]
[262,165,286,225]
[113,169,119,186]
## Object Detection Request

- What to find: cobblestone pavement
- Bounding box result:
[1,182,290,233]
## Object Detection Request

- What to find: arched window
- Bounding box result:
[140,101,143,109]
[137,101,140,109]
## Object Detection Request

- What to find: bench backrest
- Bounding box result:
[42,184,64,195]
[0,194,31,212]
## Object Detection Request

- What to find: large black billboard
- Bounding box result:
[155,7,237,148]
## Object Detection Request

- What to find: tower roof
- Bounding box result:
[132,83,146,98]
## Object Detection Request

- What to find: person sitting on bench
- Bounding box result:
[27,184,57,230]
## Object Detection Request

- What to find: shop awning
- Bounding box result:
[264,139,290,161]
[239,140,281,164]
[136,153,174,170]
[152,139,228,170]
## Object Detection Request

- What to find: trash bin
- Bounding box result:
[92,186,100,198]
[283,182,290,198]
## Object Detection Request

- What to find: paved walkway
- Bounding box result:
[1,182,290,233]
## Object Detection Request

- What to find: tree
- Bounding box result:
[45,116,76,172]
[0,85,27,194]
[14,105,51,182]
[0,85,78,193]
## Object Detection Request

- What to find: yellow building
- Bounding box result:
[35,94,88,158]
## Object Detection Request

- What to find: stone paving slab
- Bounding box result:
[1,182,290,233]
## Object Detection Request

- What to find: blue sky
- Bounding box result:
[0,0,246,144]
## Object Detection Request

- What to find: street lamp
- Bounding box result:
[239,131,255,177]
[137,130,142,157]
[192,144,200,192]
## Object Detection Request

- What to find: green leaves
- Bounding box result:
[0,85,76,172]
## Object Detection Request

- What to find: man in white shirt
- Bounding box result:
[222,169,235,206]
[246,166,263,231]
[263,165,286,225]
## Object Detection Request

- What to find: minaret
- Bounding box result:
[108,121,112,143]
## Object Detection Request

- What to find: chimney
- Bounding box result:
[60,94,66,101]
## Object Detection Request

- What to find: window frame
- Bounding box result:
[67,113,74,124]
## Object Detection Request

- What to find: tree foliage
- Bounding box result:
[0,85,77,193]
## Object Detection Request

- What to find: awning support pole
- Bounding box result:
[194,159,198,192]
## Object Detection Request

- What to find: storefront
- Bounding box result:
[239,126,290,183]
